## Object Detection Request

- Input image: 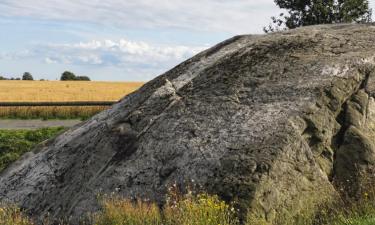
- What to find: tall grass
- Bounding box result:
[4,189,375,225]
[0,106,109,120]
[318,192,375,225]
[164,193,238,225]
[93,191,239,225]
[93,198,162,225]
[0,205,34,225]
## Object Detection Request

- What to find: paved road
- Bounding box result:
[0,119,82,130]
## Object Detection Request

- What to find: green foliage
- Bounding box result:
[22,72,33,81]
[61,71,77,81]
[75,76,91,81]
[60,71,91,81]
[265,0,372,32]
[0,127,64,171]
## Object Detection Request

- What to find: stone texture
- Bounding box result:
[2,24,375,224]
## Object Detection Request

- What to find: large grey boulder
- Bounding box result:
[2,24,375,224]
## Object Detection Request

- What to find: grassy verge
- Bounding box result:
[93,193,239,225]
[2,191,375,225]
[319,197,375,225]
[92,188,375,225]
[0,106,108,120]
[0,127,65,172]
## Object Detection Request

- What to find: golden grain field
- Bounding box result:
[0,81,144,119]
[0,80,144,102]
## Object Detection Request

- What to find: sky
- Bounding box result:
[0,1,374,81]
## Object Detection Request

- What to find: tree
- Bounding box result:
[60,71,91,81]
[22,72,34,81]
[75,76,91,81]
[265,0,372,33]
[60,71,76,81]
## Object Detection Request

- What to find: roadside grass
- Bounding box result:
[93,192,239,225]
[2,190,375,225]
[92,186,375,225]
[0,106,109,120]
[0,127,65,172]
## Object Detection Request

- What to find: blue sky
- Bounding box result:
[0,1,374,81]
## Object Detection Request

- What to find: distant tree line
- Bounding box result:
[60,71,90,81]
[0,71,91,81]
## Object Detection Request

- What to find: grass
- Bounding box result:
[93,198,162,225]
[93,192,239,225]
[0,127,65,172]
[0,106,109,120]
[0,205,34,225]
[2,190,375,225]
[319,195,375,225]
[91,186,375,225]
[0,80,143,119]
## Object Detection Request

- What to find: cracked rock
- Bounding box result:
[2,24,375,224]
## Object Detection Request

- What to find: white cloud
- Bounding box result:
[1,36,207,80]
[39,38,207,67]
[0,50,33,60]
[44,57,57,64]
[0,0,280,34]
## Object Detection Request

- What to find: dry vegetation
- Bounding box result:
[0,106,109,120]
[92,191,239,225]
[0,81,144,119]
[0,205,34,225]
[3,190,375,225]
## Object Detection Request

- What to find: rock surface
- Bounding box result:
[2,24,375,224]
